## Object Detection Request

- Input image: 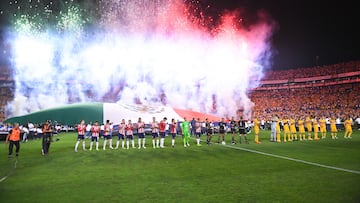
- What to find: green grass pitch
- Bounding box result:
[0,129,359,203]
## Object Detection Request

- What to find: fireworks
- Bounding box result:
[3,0,275,118]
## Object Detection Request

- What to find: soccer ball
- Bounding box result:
[221,141,226,145]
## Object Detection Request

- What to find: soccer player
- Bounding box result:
[344,116,353,139]
[313,117,320,140]
[116,119,126,149]
[181,117,191,147]
[6,123,21,158]
[159,117,167,148]
[89,121,100,151]
[125,120,135,149]
[195,118,202,146]
[330,116,338,139]
[170,118,177,147]
[75,120,86,152]
[230,116,237,144]
[305,116,313,140]
[103,120,113,150]
[238,117,249,144]
[319,116,327,139]
[270,115,277,142]
[137,117,146,149]
[253,116,261,144]
[276,117,281,143]
[205,118,213,145]
[283,117,290,142]
[298,117,306,141]
[151,117,160,148]
[289,116,297,141]
[217,118,227,144]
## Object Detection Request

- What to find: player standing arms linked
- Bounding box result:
[181,117,191,147]
[253,116,261,144]
[159,117,167,148]
[116,119,126,149]
[238,117,249,144]
[230,117,237,144]
[195,118,202,146]
[137,117,146,149]
[125,120,135,149]
[170,118,177,147]
[89,121,100,151]
[103,120,113,150]
[205,119,214,145]
[151,117,160,148]
[344,116,353,139]
[217,118,227,144]
[75,120,86,152]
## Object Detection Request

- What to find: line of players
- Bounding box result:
[267,115,354,143]
[74,116,252,152]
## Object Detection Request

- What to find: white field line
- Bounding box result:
[220,143,360,175]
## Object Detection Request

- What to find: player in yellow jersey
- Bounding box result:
[276,117,281,143]
[319,116,327,139]
[298,117,306,141]
[313,117,320,140]
[344,117,353,139]
[289,117,297,141]
[305,116,313,140]
[253,117,261,144]
[283,118,291,142]
[330,117,338,139]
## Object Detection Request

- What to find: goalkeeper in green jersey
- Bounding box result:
[181,117,191,147]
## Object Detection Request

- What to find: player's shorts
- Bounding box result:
[91,136,99,142]
[152,133,159,138]
[77,134,85,140]
[239,129,245,135]
[171,133,176,139]
[159,132,166,138]
[254,127,259,135]
[320,127,326,133]
[104,135,111,140]
[118,133,125,140]
[138,133,145,139]
[207,130,213,135]
[219,129,225,134]
[126,135,134,140]
[231,128,236,133]
[195,132,201,137]
[306,126,312,132]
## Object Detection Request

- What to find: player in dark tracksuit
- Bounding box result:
[230,117,237,144]
[238,117,249,144]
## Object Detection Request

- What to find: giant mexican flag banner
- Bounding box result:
[4,103,220,125]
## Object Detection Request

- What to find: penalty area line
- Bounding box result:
[219,143,360,175]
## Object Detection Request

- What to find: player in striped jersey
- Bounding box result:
[89,121,100,151]
[75,120,86,152]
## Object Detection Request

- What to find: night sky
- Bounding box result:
[0,0,359,70]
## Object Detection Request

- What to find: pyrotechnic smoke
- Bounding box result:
[4,0,275,119]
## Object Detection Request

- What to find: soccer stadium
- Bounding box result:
[0,1,359,203]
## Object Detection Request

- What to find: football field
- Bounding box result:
[0,130,359,203]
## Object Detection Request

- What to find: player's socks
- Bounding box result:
[126,140,129,149]
[239,136,242,144]
[109,139,113,149]
[96,142,99,150]
[115,141,120,149]
[89,142,93,150]
[142,138,146,148]
[122,140,125,149]
[172,139,175,146]
[82,142,86,150]
[75,140,80,152]
[132,140,135,148]
[103,140,107,150]
[156,139,160,148]
[152,140,156,148]
[160,138,165,148]
[138,139,141,149]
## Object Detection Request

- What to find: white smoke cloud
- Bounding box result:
[6,0,274,119]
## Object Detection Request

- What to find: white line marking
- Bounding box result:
[221,143,360,175]
[0,176,8,183]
